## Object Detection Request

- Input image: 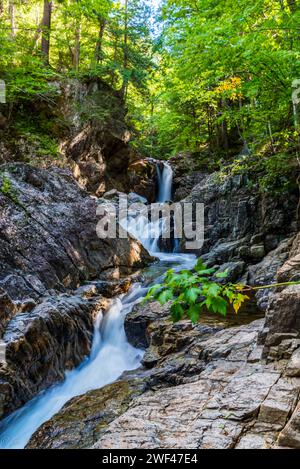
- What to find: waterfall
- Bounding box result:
[0,160,196,449]
[157,162,173,203]
[0,285,146,449]
[123,161,176,255]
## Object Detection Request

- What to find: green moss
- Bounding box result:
[0,174,19,204]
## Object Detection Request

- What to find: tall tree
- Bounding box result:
[41,0,52,65]
[120,0,128,100]
[8,1,16,37]
[94,15,106,63]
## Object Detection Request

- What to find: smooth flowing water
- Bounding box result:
[0,162,196,449]
[157,162,173,203]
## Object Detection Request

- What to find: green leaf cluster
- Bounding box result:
[144,258,250,323]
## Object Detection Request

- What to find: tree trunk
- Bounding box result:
[8,1,16,37]
[0,1,4,16]
[73,19,81,71]
[41,0,52,65]
[94,17,106,63]
[110,35,118,87]
[120,0,129,101]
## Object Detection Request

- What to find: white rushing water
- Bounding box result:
[0,161,196,449]
[157,162,173,203]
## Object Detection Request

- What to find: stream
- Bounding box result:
[0,162,196,449]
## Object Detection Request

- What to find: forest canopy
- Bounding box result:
[1,0,300,191]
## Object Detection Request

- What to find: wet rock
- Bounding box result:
[0,289,18,336]
[0,164,151,304]
[250,245,265,259]
[125,302,170,349]
[215,261,245,283]
[0,294,107,419]
[75,278,132,299]
[127,159,157,203]
[26,378,147,449]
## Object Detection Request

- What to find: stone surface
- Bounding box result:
[0,293,108,418]
[285,348,300,377]
[0,163,151,303]
[30,300,300,450]
[278,232,300,282]
[246,237,292,310]
[26,378,147,449]
[89,318,299,450]
[278,401,300,448]
[261,285,300,360]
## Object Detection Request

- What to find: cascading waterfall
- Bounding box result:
[123,162,176,255]
[157,162,173,203]
[0,161,196,449]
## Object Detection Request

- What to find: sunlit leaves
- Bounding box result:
[145,257,250,324]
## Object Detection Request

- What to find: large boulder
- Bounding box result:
[0,293,107,419]
[179,172,298,260]
[277,232,300,282]
[0,163,151,304]
[259,233,300,360]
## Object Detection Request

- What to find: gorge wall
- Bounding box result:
[0,163,152,418]
[1,81,300,449]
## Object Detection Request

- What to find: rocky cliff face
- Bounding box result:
[0,163,151,418]
[28,246,300,449]
[0,79,158,202]
[172,163,298,309]
[24,157,300,450]
[62,81,157,200]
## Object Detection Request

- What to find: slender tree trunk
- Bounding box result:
[30,21,43,52]
[94,17,106,63]
[73,19,81,71]
[8,1,16,37]
[110,35,118,87]
[41,0,52,65]
[120,0,129,101]
[0,1,4,16]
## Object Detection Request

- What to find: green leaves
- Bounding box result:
[184,287,202,304]
[145,257,250,324]
[157,289,174,305]
[171,303,185,322]
[187,304,200,324]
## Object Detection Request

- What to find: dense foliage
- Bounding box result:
[144,258,250,322]
[0,0,154,104]
[146,0,300,159]
[1,1,300,191]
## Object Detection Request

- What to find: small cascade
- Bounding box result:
[0,159,196,449]
[157,162,173,203]
[0,285,147,449]
[123,161,176,255]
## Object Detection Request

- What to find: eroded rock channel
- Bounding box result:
[1,158,300,450]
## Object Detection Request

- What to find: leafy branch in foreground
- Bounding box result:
[145,258,300,324]
[144,259,250,324]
